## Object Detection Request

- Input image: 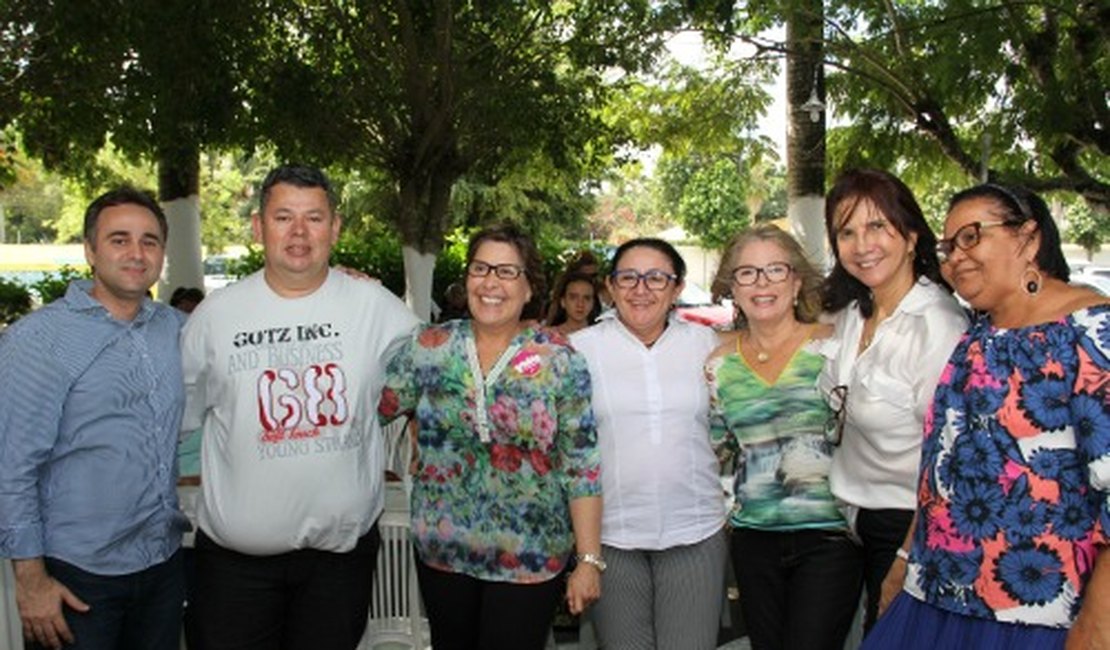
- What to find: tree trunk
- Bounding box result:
[157,144,203,301]
[786,0,827,268]
[392,161,461,321]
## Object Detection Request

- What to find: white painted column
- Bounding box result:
[158,194,204,301]
[402,246,437,322]
[788,194,828,270]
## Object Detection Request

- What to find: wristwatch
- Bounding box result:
[576,553,607,573]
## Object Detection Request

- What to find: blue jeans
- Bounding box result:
[30,551,184,650]
[731,528,862,650]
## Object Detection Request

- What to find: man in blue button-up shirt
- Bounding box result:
[0,187,188,650]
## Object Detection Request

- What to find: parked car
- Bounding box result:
[1073,273,1110,296]
[676,282,734,330]
[203,255,237,293]
[1069,260,1110,296]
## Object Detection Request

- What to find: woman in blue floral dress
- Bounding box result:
[865,184,1110,649]
[380,225,603,650]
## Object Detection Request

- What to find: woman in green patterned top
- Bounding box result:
[706,224,862,650]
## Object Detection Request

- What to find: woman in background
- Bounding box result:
[572,238,726,650]
[818,169,968,633]
[380,225,602,650]
[865,185,1108,648]
[545,272,601,336]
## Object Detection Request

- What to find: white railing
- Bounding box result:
[1,561,23,650]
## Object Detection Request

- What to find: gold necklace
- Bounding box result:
[743,324,814,364]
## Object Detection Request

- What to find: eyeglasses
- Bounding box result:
[732,263,793,286]
[824,385,848,446]
[610,269,677,291]
[467,260,525,281]
[935,221,1009,263]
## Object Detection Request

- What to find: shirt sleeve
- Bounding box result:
[1072,308,1110,547]
[179,306,209,432]
[0,319,68,558]
[556,348,601,500]
[705,358,737,463]
[379,329,420,424]
[910,301,969,421]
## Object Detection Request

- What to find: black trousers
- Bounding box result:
[856,508,914,634]
[731,528,863,650]
[415,559,564,650]
[190,524,380,650]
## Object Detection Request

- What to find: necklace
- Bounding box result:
[743,323,814,364]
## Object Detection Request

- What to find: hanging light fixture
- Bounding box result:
[800,68,824,123]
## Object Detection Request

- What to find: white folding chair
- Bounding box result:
[360,418,429,649]
[0,561,24,650]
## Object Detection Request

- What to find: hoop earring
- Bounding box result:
[1022,267,1043,296]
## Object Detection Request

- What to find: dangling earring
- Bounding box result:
[1022,266,1043,296]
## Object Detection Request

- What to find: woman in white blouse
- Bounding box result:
[817,169,969,635]
[571,238,726,650]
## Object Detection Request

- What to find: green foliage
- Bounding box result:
[30,266,90,305]
[0,149,63,243]
[675,158,751,248]
[251,1,684,256]
[227,248,264,279]
[2,1,265,179]
[1065,201,1109,261]
[0,277,32,325]
[199,151,275,252]
[47,142,158,243]
[589,162,670,242]
[820,1,1108,209]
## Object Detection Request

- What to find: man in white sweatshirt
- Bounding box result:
[181,164,419,650]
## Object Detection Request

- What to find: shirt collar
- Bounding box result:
[890,277,943,317]
[63,279,157,324]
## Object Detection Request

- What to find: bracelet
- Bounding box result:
[576,553,607,573]
[895,547,910,562]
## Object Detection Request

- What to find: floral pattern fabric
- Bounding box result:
[905,305,1110,628]
[379,320,600,583]
[707,342,846,531]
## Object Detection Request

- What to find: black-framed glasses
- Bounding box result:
[732,263,793,286]
[467,260,525,280]
[935,221,1009,263]
[610,269,677,291]
[824,385,848,446]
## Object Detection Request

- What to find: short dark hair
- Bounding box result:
[466,224,547,320]
[83,187,167,244]
[259,164,338,215]
[947,183,1069,282]
[822,168,949,316]
[169,286,205,308]
[610,238,687,282]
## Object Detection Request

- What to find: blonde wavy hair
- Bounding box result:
[710,224,825,330]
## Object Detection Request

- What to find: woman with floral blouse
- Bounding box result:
[864,184,1109,649]
[379,225,603,650]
